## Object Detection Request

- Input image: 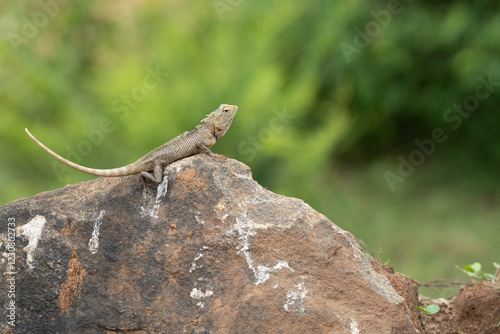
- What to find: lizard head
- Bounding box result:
[208,104,238,139]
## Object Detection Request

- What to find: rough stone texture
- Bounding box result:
[0,155,419,333]
[420,281,500,333]
[453,282,500,332]
[370,259,423,332]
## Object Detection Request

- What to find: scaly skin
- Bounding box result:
[26,104,238,183]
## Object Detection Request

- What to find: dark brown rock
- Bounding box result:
[1,155,419,333]
[420,281,500,333]
[453,282,500,333]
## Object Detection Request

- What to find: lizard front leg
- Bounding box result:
[198,141,227,161]
[141,162,164,183]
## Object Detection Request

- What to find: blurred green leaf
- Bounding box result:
[464,262,482,273]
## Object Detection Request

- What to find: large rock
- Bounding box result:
[0,155,419,333]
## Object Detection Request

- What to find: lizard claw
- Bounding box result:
[212,153,227,161]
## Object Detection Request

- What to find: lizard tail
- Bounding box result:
[25,128,145,177]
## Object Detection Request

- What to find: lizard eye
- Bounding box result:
[223,108,230,113]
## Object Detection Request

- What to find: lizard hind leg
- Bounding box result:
[140,171,157,183]
[141,162,164,183]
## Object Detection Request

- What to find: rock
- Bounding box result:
[420,281,500,333]
[370,258,423,331]
[0,155,419,333]
[453,282,500,332]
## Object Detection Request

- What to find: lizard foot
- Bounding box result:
[211,154,227,161]
[141,171,161,183]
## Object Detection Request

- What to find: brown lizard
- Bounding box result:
[25,104,238,183]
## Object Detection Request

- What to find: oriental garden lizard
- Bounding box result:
[26,104,238,183]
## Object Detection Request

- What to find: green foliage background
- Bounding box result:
[1,0,499,297]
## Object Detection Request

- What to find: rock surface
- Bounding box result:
[0,155,419,333]
[420,281,500,333]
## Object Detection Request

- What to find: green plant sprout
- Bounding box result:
[417,304,440,315]
[456,262,500,285]
[416,304,440,325]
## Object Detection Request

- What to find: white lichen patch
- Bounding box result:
[189,246,208,273]
[190,287,214,308]
[233,172,252,180]
[150,176,168,219]
[350,318,359,334]
[230,206,294,286]
[255,261,294,285]
[283,280,308,314]
[194,210,205,225]
[189,253,204,273]
[233,216,256,273]
[88,210,105,254]
[20,215,46,269]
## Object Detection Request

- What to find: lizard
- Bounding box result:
[25,104,238,183]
